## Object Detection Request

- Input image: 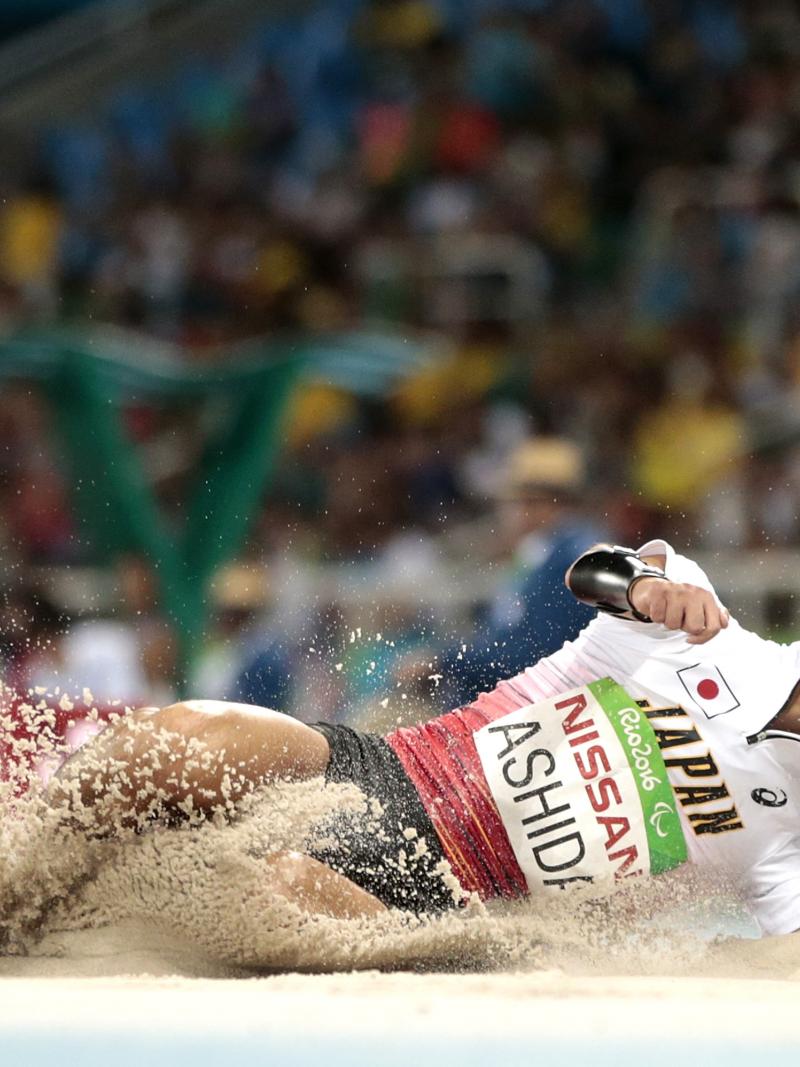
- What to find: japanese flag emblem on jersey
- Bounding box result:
[677,664,740,719]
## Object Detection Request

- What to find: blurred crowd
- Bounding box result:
[2,0,800,717]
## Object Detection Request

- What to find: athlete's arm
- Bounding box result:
[566,544,729,645]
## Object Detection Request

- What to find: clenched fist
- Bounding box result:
[630,578,729,645]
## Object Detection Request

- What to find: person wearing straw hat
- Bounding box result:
[439,436,606,704]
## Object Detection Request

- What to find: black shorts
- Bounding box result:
[307,723,459,914]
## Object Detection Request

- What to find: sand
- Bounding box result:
[2,968,800,1039]
[3,696,800,1058]
[2,943,800,1067]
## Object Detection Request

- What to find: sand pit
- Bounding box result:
[3,878,800,1066]
[2,956,800,1067]
[3,701,800,1065]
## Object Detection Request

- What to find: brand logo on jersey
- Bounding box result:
[676,664,740,719]
[751,787,788,809]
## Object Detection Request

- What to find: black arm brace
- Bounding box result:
[566,545,668,623]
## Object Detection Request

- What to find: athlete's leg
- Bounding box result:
[52,700,330,827]
[263,851,388,919]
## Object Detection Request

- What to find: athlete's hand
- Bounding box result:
[630,578,729,644]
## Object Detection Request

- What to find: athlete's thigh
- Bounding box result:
[55,701,331,822]
[158,700,331,781]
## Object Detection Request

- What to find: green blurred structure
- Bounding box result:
[0,327,436,691]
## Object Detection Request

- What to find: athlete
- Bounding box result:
[52,541,800,935]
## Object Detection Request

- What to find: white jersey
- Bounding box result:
[502,540,800,935]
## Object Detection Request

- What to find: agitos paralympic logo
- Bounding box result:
[649,801,675,839]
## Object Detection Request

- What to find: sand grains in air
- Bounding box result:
[0,693,795,980]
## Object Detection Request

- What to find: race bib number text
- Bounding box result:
[473,679,687,895]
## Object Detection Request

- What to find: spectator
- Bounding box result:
[431,436,605,705]
[3,1,800,704]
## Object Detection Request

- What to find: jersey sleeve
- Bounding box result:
[637,539,724,604]
[747,864,800,936]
